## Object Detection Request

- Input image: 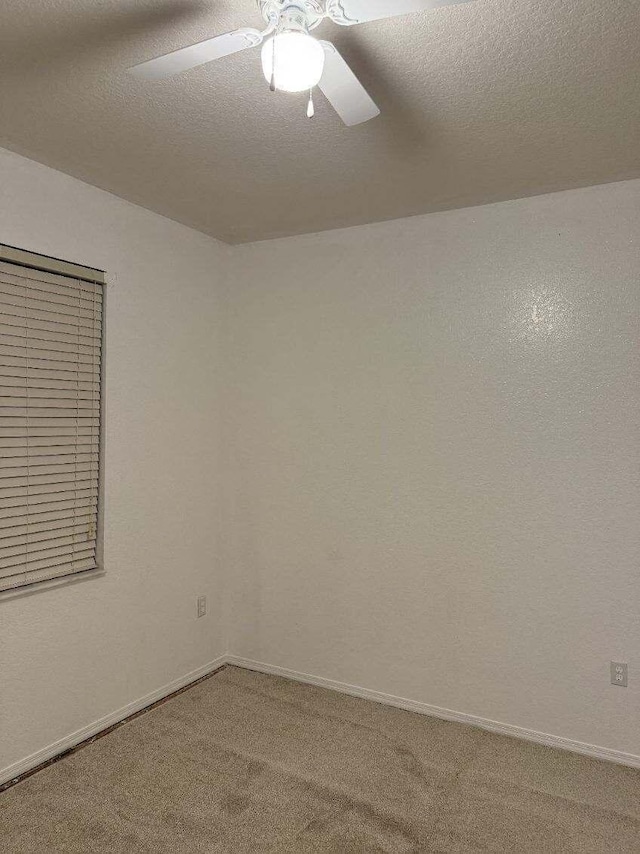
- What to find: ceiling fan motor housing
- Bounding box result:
[257,0,326,32]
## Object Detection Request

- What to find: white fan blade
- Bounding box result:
[318,42,380,127]
[327,0,475,26]
[129,28,263,80]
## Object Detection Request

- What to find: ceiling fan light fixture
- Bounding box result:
[261,31,325,93]
[129,0,478,125]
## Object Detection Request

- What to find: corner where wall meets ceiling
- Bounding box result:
[0,0,639,243]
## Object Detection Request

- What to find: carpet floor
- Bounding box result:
[2,665,640,852]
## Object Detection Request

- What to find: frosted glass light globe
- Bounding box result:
[261,32,325,94]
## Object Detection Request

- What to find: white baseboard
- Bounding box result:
[5,652,639,788]
[226,655,640,771]
[0,654,228,787]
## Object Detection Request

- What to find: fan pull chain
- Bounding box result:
[307,88,315,118]
[270,38,276,92]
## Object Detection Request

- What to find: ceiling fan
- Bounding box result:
[130,0,475,126]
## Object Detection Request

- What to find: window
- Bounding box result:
[0,245,104,592]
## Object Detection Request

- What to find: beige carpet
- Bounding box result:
[2,666,640,853]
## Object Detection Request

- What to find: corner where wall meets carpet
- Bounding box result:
[3,654,639,792]
[2,665,640,853]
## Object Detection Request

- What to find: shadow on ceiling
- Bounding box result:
[328,27,433,159]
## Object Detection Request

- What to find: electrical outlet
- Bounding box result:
[610,662,628,687]
[197,596,207,618]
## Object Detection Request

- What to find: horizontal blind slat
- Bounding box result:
[0,308,100,328]
[0,379,99,393]
[0,488,98,509]
[0,364,100,381]
[0,388,98,402]
[0,482,98,494]
[0,278,102,297]
[0,351,100,370]
[0,536,96,563]
[0,499,97,523]
[0,517,95,540]
[1,406,100,419]
[1,400,100,412]
[1,465,97,483]
[0,540,96,565]
[1,462,100,475]
[0,417,100,428]
[0,453,98,468]
[0,319,102,342]
[0,470,98,485]
[0,336,99,357]
[0,427,98,439]
[0,321,101,346]
[0,557,97,590]
[1,467,97,481]
[0,294,102,315]
[0,358,100,374]
[0,300,102,324]
[0,548,96,578]
[0,438,99,450]
[0,480,99,500]
[0,516,94,537]
[0,281,103,311]
[0,468,98,484]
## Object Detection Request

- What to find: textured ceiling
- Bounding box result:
[1,1,639,243]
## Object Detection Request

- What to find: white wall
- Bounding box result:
[0,148,229,777]
[2,148,638,775]
[226,180,640,758]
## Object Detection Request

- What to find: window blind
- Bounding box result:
[0,251,103,592]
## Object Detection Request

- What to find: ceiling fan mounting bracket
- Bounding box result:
[257,0,326,32]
